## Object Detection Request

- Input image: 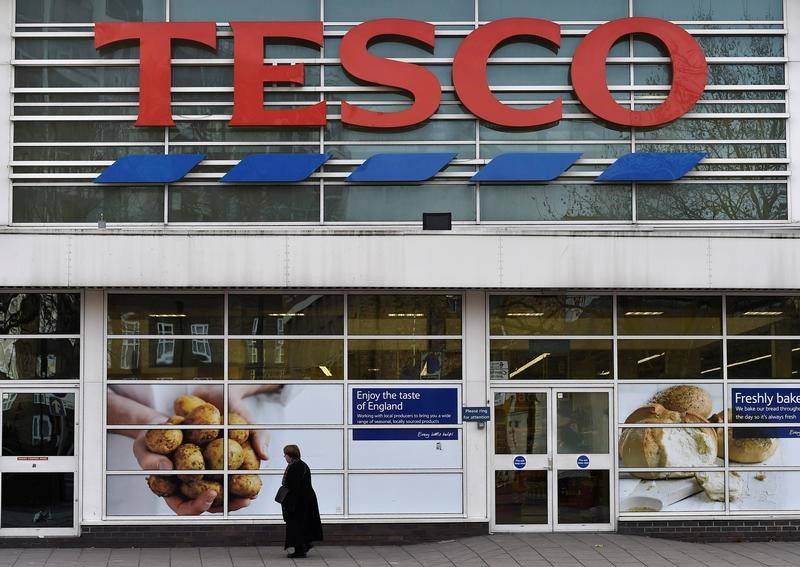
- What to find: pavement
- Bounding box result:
[2,533,800,567]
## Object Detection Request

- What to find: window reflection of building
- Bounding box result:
[119,313,139,370]
[190,323,211,363]
[155,322,174,365]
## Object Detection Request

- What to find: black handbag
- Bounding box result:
[274,485,289,504]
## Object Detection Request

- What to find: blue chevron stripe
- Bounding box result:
[596,152,706,182]
[95,154,205,184]
[472,152,582,182]
[221,153,330,183]
[346,153,457,182]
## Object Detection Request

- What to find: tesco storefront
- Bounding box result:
[0,0,799,545]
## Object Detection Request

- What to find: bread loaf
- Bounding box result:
[715,410,779,463]
[648,385,713,418]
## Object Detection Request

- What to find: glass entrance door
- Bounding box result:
[0,389,78,536]
[492,388,613,532]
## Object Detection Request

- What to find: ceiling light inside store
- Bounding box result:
[743,311,783,316]
[727,354,772,368]
[506,312,545,317]
[268,313,305,317]
[388,313,425,317]
[625,311,664,316]
[147,313,187,317]
[701,366,721,374]
[637,352,665,364]
[509,353,550,378]
[319,365,333,377]
[598,370,611,376]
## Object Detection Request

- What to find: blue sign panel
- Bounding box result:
[352,429,459,441]
[732,427,800,439]
[513,456,526,469]
[732,388,800,423]
[577,455,590,468]
[352,387,459,425]
[462,407,491,421]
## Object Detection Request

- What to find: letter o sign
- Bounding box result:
[571,17,707,127]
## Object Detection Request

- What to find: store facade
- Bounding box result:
[1,0,800,545]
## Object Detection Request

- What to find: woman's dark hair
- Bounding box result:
[283,444,301,460]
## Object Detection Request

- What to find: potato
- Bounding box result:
[174,395,207,417]
[146,475,178,497]
[173,443,205,482]
[230,474,262,498]
[203,438,244,470]
[166,415,185,425]
[180,478,223,507]
[228,412,249,445]
[185,403,221,444]
[239,441,261,471]
[144,427,183,455]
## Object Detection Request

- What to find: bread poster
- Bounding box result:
[619,383,800,513]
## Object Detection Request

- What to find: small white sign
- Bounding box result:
[490,361,508,380]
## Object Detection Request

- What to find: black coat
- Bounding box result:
[281,459,323,550]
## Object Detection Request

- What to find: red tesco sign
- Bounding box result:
[94,17,707,129]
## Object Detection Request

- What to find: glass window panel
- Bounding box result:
[107,338,224,380]
[168,145,318,160]
[479,184,632,222]
[325,37,462,59]
[557,392,609,454]
[490,295,612,336]
[617,339,723,380]
[171,0,319,20]
[169,121,319,143]
[636,183,788,221]
[324,185,475,222]
[633,0,782,21]
[228,339,343,380]
[1,473,74,528]
[0,293,79,335]
[106,384,223,426]
[347,339,462,380]
[348,295,462,336]
[229,295,343,336]
[618,383,722,423]
[481,119,630,142]
[15,67,139,88]
[0,339,79,380]
[15,38,140,59]
[726,340,800,379]
[634,36,784,57]
[730,472,800,512]
[635,118,786,141]
[327,144,475,160]
[494,392,547,454]
[490,339,613,380]
[619,426,722,472]
[17,0,165,23]
[2,393,75,456]
[618,296,722,335]
[16,105,146,117]
[481,0,627,20]
[14,121,164,143]
[635,144,785,160]
[106,474,222,516]
[495,470,548,524]
[13,187,164,223]
[480,143,630,160]
[325,0,472,21]
[727,296,800,336]
[490,37,628,58]
[230,383,344,425]
[558,470,610,524]
[635,64,785,86]
[228,473,344,515]
[107,294,224,335]
[619,472,725,512]
[168,186,319,223]
[723,428,783,465]
[327,119,475,142]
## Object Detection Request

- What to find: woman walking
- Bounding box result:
[280,444,323,558]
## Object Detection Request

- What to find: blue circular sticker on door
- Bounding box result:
[513,456,526,469]
[577,455,590,468]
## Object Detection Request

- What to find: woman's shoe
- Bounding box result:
[287,551,307,558]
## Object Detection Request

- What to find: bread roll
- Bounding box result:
[715,410,779,463]
[648,385,713,418]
